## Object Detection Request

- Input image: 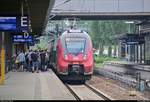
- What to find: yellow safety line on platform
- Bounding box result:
[0,48,5,85]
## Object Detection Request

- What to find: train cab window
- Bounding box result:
[65,37,86,55]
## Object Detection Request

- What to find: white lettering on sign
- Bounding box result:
[24,32,29,38]
[21,16,28,27]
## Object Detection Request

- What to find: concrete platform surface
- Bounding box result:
[0,70,76,100]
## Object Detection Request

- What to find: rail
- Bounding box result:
[65,83,112,100]
[85,83,113,100]
[65,84,81,100]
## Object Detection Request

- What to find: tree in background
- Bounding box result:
[90,20,136,57]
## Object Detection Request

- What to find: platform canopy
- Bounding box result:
[0,0,55,36]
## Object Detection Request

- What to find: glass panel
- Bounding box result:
[65,37,86,55]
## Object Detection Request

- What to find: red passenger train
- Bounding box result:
[56,29,94,82]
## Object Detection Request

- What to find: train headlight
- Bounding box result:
[83,54,87,60]
[64,54,68,60]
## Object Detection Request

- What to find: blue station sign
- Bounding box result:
[13,34,33,43]
[0,16,29,32]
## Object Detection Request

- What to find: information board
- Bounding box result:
[13,35,33,43]
[0,17,16,31]
[0,16,29,32]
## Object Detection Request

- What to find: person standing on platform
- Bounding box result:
[15,52,20,71]
[40,50,46,71]
[24,51,29,71]
[12,54,17,72]
[45,50,49,71]
[17,51,26,72]
[27,50,33,72]
[31,50,39,73]
[37,50,41,72]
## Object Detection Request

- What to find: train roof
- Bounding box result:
[60,29,90,39]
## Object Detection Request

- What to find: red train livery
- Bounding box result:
[56,29,94,82]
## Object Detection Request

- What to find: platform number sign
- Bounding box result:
[23,32,29,38]
[19,16,29,32]
[21,16,28,27]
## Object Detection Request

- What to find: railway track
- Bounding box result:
[104,62,150,80]
[95,62,150,90]
[65,83,112,100]
[94,68,137,87]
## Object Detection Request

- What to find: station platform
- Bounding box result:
[0,69,76,100]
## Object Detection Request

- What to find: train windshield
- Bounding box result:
[65,37,86,55]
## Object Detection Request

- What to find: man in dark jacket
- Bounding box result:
[40,50,46,71]
[31,50,39,73]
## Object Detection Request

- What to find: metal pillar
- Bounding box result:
[52,24,59,63]
[140,44,142,63]
[128,45,131,61]
[139,44,141,63]
[144,43,145,63]
[118,41,121,58]
[125,44,128,61]
[137,45,139,63]
[21,0,24,16]
[138,44,141,63]
[0,32,5,85]
[133,44,136,62]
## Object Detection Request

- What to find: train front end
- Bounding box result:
[56,30,94,81]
